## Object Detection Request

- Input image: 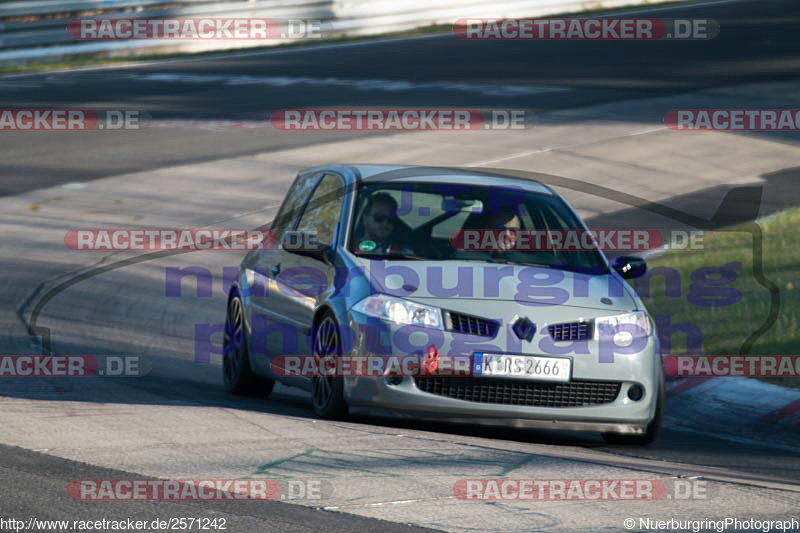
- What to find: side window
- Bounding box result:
[271,173,319,240]
[296,174,345,247]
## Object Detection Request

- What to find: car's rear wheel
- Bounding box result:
[223,294,274,397]
[602,374,664,446]
[311,311,348,419]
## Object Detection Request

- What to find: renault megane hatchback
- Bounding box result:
[223,165,663,445]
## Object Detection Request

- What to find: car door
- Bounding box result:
[276,173,346,355]
[246,171,320,361]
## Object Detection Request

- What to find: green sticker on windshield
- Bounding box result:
[359,240,376,252]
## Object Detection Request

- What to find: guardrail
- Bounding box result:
[0,0,686,64]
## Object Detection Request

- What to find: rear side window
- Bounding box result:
[295,174,345,247]
[271,173,319,240]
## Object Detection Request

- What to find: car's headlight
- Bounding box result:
[594,311,652,341]
[353,294,443,329]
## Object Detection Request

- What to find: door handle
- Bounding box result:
[270,263,281,277]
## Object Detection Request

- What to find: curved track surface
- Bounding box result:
[2,0,800,530]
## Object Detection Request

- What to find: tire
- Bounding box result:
[602,374,664,446]
[310,310,348,419]
[223,293,275,397]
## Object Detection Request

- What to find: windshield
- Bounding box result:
[349,181,609,273]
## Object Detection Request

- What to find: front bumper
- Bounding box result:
[343,310,662,433]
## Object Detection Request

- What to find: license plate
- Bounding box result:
[473,353,571,382]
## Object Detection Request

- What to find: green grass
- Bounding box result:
[0,0,697,75]
[637,208,800,389]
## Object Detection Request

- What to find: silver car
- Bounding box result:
[223,165,663,445]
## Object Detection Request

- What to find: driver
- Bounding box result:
[356,193,415,255]
[486,205,521,232]
[472,205,523,254]
[472,204,521,241]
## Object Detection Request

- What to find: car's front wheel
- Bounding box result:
[223,293,274,397]
[310,311,348,419]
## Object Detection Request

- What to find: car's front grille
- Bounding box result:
[445,311,499,337]
[414,377,620,407]
[548,321,591,341]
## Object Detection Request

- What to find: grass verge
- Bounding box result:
[637,208,800,389]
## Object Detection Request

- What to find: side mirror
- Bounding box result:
[282,230,330,262]
[612,256,647,279]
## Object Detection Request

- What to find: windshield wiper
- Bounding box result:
[355,251,426,261]
[480,257,596,272]
[498,259,609,275]
[483,257,557,269]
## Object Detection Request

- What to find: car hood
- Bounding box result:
[351,258,639,312]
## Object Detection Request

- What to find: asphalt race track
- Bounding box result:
[2,0,800,531]
[2,0,800,196]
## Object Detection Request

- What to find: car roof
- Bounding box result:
[302,164,556,195]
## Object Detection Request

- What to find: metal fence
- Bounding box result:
[0,0,683,64]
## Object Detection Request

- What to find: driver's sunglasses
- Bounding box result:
[371,214,395,224]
